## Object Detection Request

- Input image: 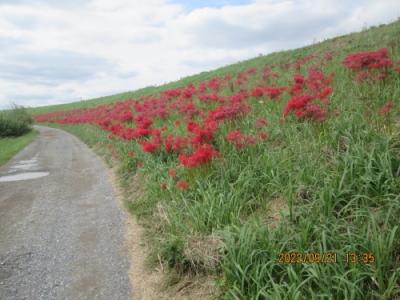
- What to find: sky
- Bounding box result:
[0,0,399,109]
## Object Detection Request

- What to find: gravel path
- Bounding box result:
[0,126,132,299]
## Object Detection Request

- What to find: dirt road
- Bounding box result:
[0,126,132,299]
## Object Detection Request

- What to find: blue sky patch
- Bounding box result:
[171,0,251,10]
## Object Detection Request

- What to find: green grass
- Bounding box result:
[33,21,400,299]
[0,130,38,166]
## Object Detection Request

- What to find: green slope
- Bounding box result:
[31,20,400,299]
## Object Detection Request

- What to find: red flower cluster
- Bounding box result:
[283,95,326,121]
[379,101,394,116]
[226,130,258,149]
[164,134,188,153]
[251,86,286,100]
[284,68,333,122]
[187,120,218,145]
[176,180,189,190]
[343,48,393,81]
[168,168,177,178]
[179,144,219,168]
[34,52,337,178]
[255,118,268,128]
[34,47,398,188]
[343,48,392,70]
[262,66,279,82]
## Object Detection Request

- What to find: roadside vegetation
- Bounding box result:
[0,105,35,165]
[0,131,38,166]
[33,21,400,299]
[0,105,33,138]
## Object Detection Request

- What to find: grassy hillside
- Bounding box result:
[33,21,400,299]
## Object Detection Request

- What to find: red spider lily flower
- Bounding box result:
[190,120,218,145]
[140,141,159,153]
[121,128,152,140]
[259,132,269,140]
[164,134,188,153]
[120,111,134,122]
[343,48,392,70]
[343,48,393,81]
[306,68,333,92]
[246,67,258,75]
[198,82,208,93]
[251,86,286,100]
[230,91,248,103]
[179,144,219,168]
[176,180,189,190]
[290,84,303,95]
[290,74,306,95]
[164,135,174,153]
[283,95,327,122]
[262,66,279,81]
[294,74,305,84]
[187,120,199,133]
[317,86,333,99]
[175,120,181,126]
[355,71,370,82]
[168,168,177,178]
[288,55,315,70]
[207,78,223,91]
[226,130,242,142]
[174,101,200,118]
[255,118,268,128]
[224,74,232,81]
[134,115,153,129]
[264,86,286,100]
[251,87,264,97]
[283,95,314,117]
[179,84,197,99]
[163,89,181,98]
[379,101,394,116]
[173,136,187,152]
[98,119,111,129]
[199,93,223,103]
[246,135,257,145]
[139,134,162,153]
[301,104,327,122]
[284,67,333,122]
[227,130,258,149]
[208,102,251,121]
[324,52,333,61]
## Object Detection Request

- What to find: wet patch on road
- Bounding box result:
[0,155,49,182]
[0,172,49,183]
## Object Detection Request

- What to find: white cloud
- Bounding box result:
[0,0,398,108]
